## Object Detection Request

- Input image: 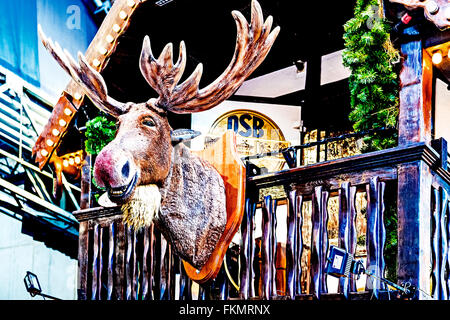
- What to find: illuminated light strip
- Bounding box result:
[432,50,443,64]
[35,0,144,170]
[112,24,121,33]
[64,108,73,116]
[106,34,115,43]
[73,92,82,100]
[98,46,108,55]
[119,10,128,20]
[59,119,67,127]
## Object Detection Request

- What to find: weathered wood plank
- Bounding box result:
[107,222,114,300]
[431,187,441,299]
[91,224,99,300]
[365,177,386,298]
[295,195,303,296]
[286,190,298,299]
[261,195,273,300]
[338,182,357,298]
[239,198,252,299]
[98,227,104,299]
[77,220,89,300]
[310,186,329,299]
[397,161,433,299]
[271,199,278,297]
[398,27,433,145]
[125,226,132,300]
[440,189,448,300]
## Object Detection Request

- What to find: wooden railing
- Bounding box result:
[73,140,450,300]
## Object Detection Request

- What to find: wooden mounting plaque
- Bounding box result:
[183,131,246,284]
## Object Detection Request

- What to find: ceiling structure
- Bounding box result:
[32,0,450,174]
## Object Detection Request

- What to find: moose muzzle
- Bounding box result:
[94,147,139,204]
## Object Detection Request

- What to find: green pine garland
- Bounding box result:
[342,0,400,151]
[84,116,117,156]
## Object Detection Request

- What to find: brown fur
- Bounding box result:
[155,143,227,268]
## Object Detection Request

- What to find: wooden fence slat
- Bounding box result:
[131,231,137,300]
[349,186,357,292]
[446,201,450,300]
[114,222,125,300]
[295,195,303,296]
[338,182,351,298]
[310,186,329,299]
[141,227,150,300]
[261,195,273,299]
[431,187,441,299]
[440,189,448,300]
[271,199,278,297]
[286,190,298,299]
[91,223,99,300]
[98,227,103,299]
[125,226,132,300]
[365,177,386,298]
[321,190,329,294]
[107,222,114,300]
[78,221,89,300]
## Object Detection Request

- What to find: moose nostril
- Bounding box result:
[121,161,130,179]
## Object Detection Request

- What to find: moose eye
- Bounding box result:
[142,118,155,127]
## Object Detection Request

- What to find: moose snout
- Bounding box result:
[93,148,137,190]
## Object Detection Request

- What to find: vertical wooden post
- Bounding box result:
[397,161,432,299]
[396,25,434,299]
[309,186,329,299]
[80,153,92,209]
[398,26,433,146]
[365,177,386,298]
[338,182,357,298]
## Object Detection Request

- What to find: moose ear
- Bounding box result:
[171,129,201,144]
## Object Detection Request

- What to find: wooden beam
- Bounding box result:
[398,26,433,146]
[397,160,433,299]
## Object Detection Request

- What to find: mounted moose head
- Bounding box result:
[39,0,279,270]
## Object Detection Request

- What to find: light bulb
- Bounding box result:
[432,51,443,64]
[59,119,67,127]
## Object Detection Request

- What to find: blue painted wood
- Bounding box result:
[440,189,448,300]
[365,177,386,298]
[125,226,132,300]
[91,223,99,300]
[296,195,303,296]
[431,187,441,299]
[239,198,256,299]
[107,222,115,300]
[310,186,329,299]
[286,190,298,299]
[338,182,357,298]
[261,195,273,299]
[271,199,278,296]
[447,200,450,300]
[321,190,329,294]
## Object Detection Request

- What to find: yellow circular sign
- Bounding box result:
[207,109,290,172]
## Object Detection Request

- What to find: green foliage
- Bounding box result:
[342,0,400,151]
[84,116,117,155]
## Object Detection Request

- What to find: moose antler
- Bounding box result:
[139,0,280,113]
[38,25,128,118]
